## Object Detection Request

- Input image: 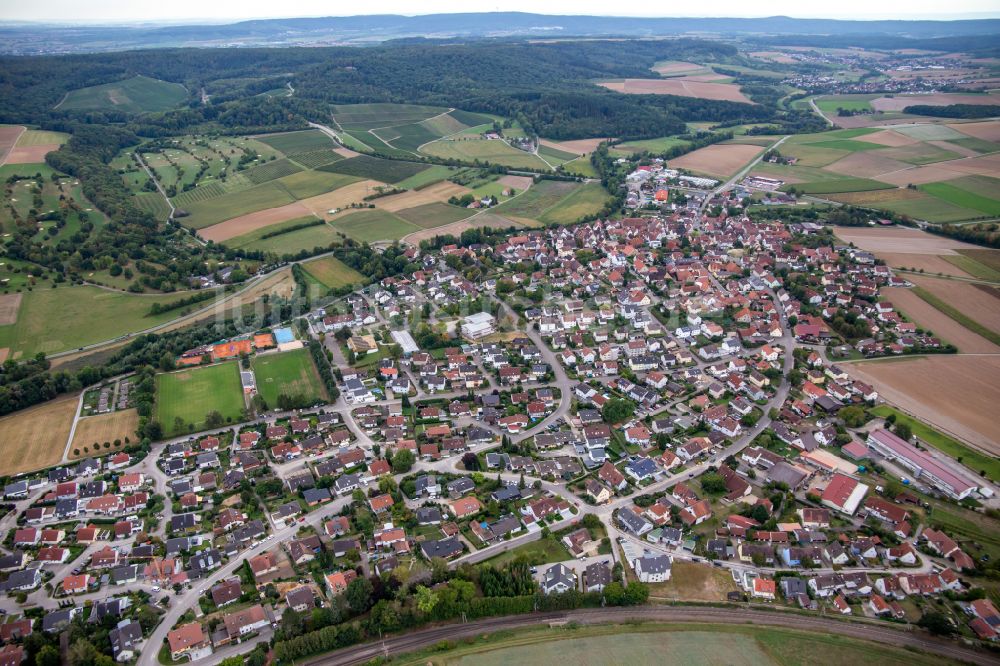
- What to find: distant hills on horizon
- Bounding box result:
[2,11,1000,55]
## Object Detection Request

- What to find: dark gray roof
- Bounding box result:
[420,537,463,560]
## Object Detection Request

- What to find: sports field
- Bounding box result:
[301,256,364,290]
[156,362,244,435]
[0,394,77,475]
[331,209,419,242]
[251,348,327,407]
[58,75,188,114]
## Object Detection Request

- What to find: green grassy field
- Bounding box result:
[869,405,999,482]
[942,254,1000,282]
[815,96,875,113]
[156,362,244,435]
[320,155,430,184]
[331,209,419,242]
[421,139,551,170]
[243,158,303,185]
[222,216,344,256]
[920,181,1000,216]
[397,624,949,666]
[784,178,895,195]
[58,75,188,114]
[482,535,571,566]
[133,192,172,222]
[0,286,201,357]
[561,156,598,178]
[805,139,883,152]
[257,130,335,156]
[251,348,327,407]
[395,165,462,190]
[332,103,451,129]
[301,256,364,290]
[537,182,611,225]
[15,129,69,146]
[394,202,474,228]
[537,144,578,164]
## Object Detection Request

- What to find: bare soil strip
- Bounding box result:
[832,226,981,254]
[878,253,974,278]
[0,126,25,165]
[597,78,752,103]
[909,274,1000,334]
[881,285,1000,353]
[0,293,22,325]
[5,144,60,164]
[374,181,471,212]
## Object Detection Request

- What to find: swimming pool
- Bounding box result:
[274,327,295,344]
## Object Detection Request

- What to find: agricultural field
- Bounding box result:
[70,409,139,456]
[614,136,691,155]
[155,362,244,435]
[758,122,1000,222]
[300,256,364,290]
[421,138,552,170]
[4,128,69,164]
[395,165,464,190]
[57,75,189,114]
[846,355,1000,455]
[227,218,343,255]
[251,348,327,407]
[882,284,999,353]
[181,181,297,228]
[332,103,494,155]
[394,202,474,229]
[494,180,609,225]
[257,130,336,156]
[0,284,195,358]
[597,78,752,103]
[0,394,77,475]
[815,94,876,114]
[320,155,431,183]
[330,209,419,243]
[670,143,764,179]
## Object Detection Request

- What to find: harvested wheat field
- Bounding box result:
[299,179,386,217]
[871,93,1000,112]
[949,120,1000,142]
[825,152,912,178]
[846,355,1000,454]
[910,274,1000,334]
[878,253,974,278]
[671,144,763,179]
[597,78,752,103]
[539,138,607,154]
[825,189,922,206]
[0,394,77,474]
[70,409,139,456]
[862,129,920,147]
[0,293,22,325]
[833,226,979,254]
[5,145,60,164]
[498,175,534,190]
[882,285,999,353]
[200,203,313,242]
[874,164,967,187]
[334,146,361,158]
[0,126,24,165]
[374,181,471,212]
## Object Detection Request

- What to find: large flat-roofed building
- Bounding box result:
[461,312,496,341]
[865,429,977,500]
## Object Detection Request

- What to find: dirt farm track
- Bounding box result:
[845,355,1000,455]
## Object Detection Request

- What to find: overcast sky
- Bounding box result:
[2,2,998,23]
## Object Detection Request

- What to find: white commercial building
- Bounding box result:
[461,312,496,341]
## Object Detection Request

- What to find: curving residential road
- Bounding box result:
[302,605,998,666]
